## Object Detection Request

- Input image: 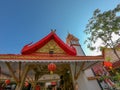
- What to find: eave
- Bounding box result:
[0,54,104,62]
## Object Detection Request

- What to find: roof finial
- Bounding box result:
[51,29,56,33]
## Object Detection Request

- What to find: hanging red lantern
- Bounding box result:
[24,81,29,87]
[104,61,112,68]
[5,79,10,85]
[48,63,56,74]
[51,81,56,86]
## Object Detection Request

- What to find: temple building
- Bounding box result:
[0,30,105,90]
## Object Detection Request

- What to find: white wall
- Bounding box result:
[70,63,101,90]
[73,45,85,56]
[70,45,101,90]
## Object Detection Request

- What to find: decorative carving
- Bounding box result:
[51,29,56,33]
[66,33,79,45]
[0,55,104,60]
[36,40,66,54]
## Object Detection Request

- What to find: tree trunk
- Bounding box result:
[32,82,36,90]
[5,62,18,83]
[15,64,29,90]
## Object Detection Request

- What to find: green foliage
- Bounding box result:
[99,75,110,81]
[84,4,120,51]
[84,4,120,88]
[105,57,111,61]
[113,72,120,81]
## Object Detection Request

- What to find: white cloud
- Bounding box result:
[85,32,120,56]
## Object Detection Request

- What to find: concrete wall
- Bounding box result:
[73,45,85,56]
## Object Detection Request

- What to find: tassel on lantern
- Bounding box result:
[50,71,53,74]
[104,61,112,69]
[109,66,112,69]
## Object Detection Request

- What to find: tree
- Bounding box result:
[84,4,120,59]
[84,4,120,89]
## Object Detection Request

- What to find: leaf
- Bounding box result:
[84,3,120,54]
[105,57,111,61]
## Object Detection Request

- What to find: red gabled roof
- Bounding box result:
[21,31,76,55]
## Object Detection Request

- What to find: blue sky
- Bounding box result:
[0,0,119,55]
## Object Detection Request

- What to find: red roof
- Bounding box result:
[21,31,76,55]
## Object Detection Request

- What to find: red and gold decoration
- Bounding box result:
[5,79,10,85]
[104,61,112,69]
[51,81,56,86]
[48,63,56,74]
[24,81,29,87]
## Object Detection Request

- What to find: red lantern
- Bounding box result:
[48,63,56,74]
[5,79,10,85]
[24,81,29,87]
[51,82,56,86]
[104,61,112,68]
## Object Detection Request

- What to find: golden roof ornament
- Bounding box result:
[51,29,56,33]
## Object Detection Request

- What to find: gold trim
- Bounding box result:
[36,40,66,54]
